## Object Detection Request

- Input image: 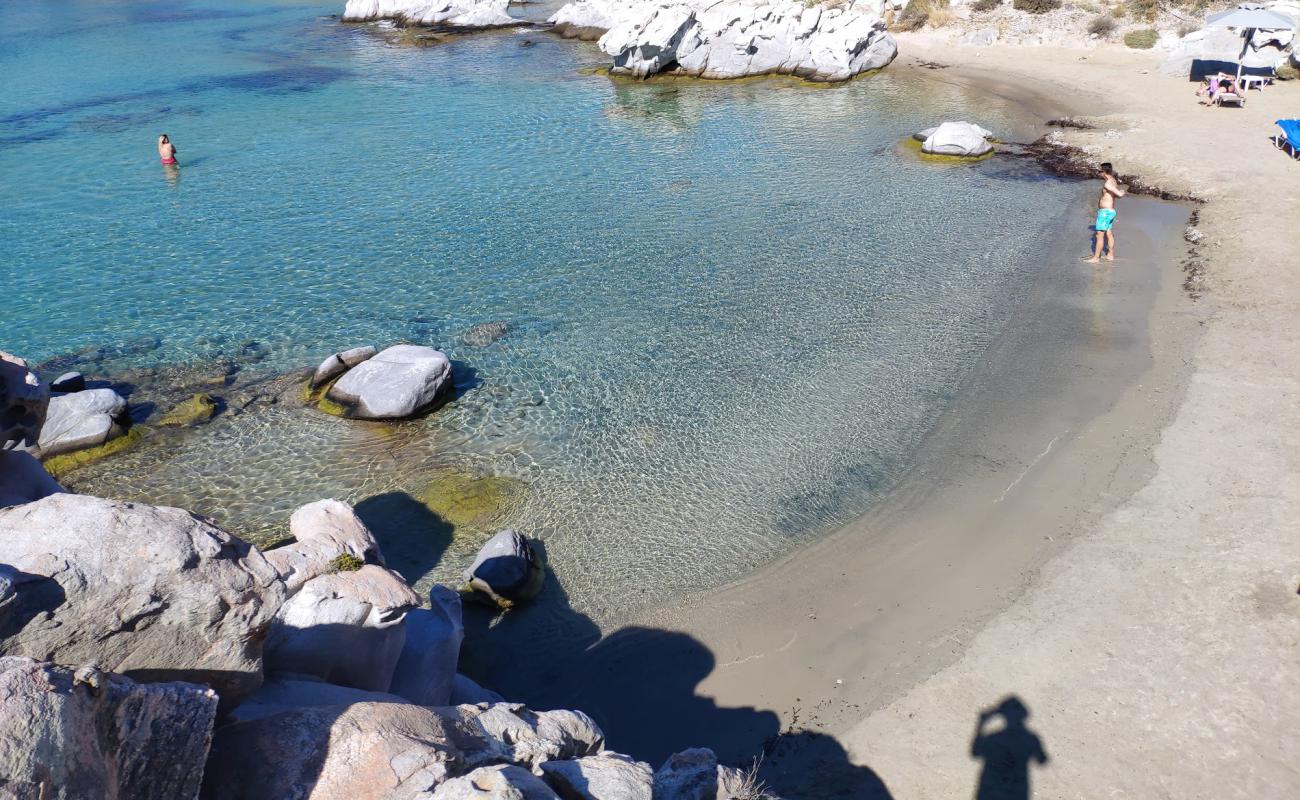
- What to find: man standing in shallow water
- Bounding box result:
[1085,161,1126,263]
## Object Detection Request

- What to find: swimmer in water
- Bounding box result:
[158,133,178,166]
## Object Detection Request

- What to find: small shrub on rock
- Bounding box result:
[329,553,364,572]
[1124,28,1159,48]
[1012,0,1062,14]
[1088,14,1117,35]
[972,0,1002,12]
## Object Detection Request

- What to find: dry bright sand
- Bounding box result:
[628,42,1299,798]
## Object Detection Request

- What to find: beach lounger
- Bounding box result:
[1214,89,1246,107]
[1276,119,1300,160]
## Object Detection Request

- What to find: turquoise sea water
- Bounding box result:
[1,0,1082,620]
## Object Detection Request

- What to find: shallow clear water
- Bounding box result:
[1,0,1081,620]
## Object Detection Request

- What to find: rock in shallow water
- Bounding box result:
[311,344,377,388]
[36,387,128,457]
[463,529,546,608]
[0,657,218,800]
[328,344,453,420]
[343,0,518,28]
[0,494,285,711]
[50,371,85,393]
[921,121,994,157]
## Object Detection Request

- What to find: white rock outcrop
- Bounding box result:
[539,753,654,799]
[550,0,897,81]
[265,498,385,593]
[921,121,994,157]
[434,765,561,799]
[36,387,129,457]
[327,343,454,419]
[343,0,518,28]
[0,657,219,800]
[0,495,286,710]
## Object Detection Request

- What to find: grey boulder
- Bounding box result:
[0,495,286,710]
[653,748,719,800]
[0,351,48,450]
[265,499,385,594]
[463,529,546,608]
[0,656,218,800]
[327,344,452,419]
[432,765,560,800]
[539,753,653,800]
[451,673,507,705]
[50,371,86,393]
[389,585,465,706]
[0,450,63,509]
[37,387,128,457]
[202,702,603,800]
[264,564,421,692]
[921,121,995,157]
[228,675,408,723]
[310,345,377,388]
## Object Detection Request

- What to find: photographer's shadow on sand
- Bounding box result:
[460,567,895,799]
[970,695,1049,800]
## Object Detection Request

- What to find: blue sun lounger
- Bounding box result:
[1276,119,1300,160]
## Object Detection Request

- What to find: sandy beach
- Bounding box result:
[491,41,1300,798]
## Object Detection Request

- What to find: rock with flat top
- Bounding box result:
[463,529,546,608]
[389,585,465,705]
[654,748,719,800]
[0,450,63,509]
[310,345,378,388]
[36,387,128,456]
[265,499,385,593]
[227,674,408,723]
[539,753,653,800]
[343,0,518,28]
[264,564,421,692]
[0,351,48,450]
[0,657,218,800]
[921,121,994,157]
[328,344,453,419]
[202,702,603,800]
[433,765,561,799]
[0,494,285,710]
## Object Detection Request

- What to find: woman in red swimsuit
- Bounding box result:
[157,133,178,165]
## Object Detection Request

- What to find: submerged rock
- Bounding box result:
[0,494,286,710]
[310,344,378,388]
[553,0,898,81]
[0,351,48,450]
[418,470,527,531]
[434,765,560,799]
[328,344,453,420]
[158,392,219,427]
[463,529,546,608]
[264,564,421,692]
[202,702,603,799]
[343,0,518,28]
[0,657,218,800]
[36,387,128,457]
[539,753,654,800]
[0,450,63,509]
[462,321,510,347]
[921,121,995,157]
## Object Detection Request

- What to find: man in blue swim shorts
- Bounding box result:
[1085,161,1126,263]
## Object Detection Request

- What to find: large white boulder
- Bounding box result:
[921,121,994,157]
[311,345,377,388]
[433,765,560,799]
[0,657,218,800]
[343,0,517,28]
[202,702,604,799]
[389,585,465,706]
[328,344,453,420]
[0,351,47,450]
[0,495,286,710]
[264,564,421,692]
[561,0,897,81]
[36,387,128,457]
[538,753,654,800]
[265,499,386,593]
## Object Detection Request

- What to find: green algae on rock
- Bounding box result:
[43,426,148,480]
[329,553,365,573]
[158,393,218,427]
[417,471,526,533]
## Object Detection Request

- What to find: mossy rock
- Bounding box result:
[43,426,148,479]
[301,380,351,418]
[158,393,218,427]
[329,553,365,572]
[900,135,996,163]
[416,471,526,531]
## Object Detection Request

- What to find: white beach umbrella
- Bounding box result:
[1205,3,1297,82]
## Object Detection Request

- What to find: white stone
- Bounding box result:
[265,498,385,594]
[539,753,654,800]
[343,0,517,28]
[36,387,127,457]
[328,344,453,419]
[921,121,994,157]
[310,344,377,388]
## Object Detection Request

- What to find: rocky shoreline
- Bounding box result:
[0,351,775,800]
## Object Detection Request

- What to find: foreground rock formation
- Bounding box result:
[342,0,518,29]
[0,351,47,450]
[551,0,898,81]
